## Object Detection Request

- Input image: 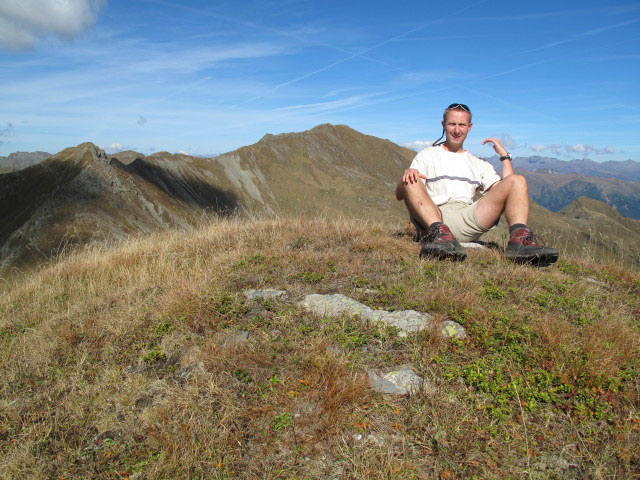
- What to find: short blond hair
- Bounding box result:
[443,103,472,123]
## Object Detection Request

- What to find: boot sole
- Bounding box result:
[506,251,559,267]
[420,245,467,262]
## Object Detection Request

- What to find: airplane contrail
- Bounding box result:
[227,0,490,108]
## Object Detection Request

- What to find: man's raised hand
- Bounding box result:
[482,138,508,157]
[402,168,427,184]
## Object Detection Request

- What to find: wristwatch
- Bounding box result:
[499,153,512,161]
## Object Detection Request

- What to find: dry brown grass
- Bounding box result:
[1,216,639,479]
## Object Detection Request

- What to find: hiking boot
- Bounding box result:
[419,223,467,261]
[505,227,559,267]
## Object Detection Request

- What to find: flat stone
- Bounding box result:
[370,309,433,336]
[244,289,286,300]
[300,293,433,337]
[303,293,374,317]
[460,242,487,249]
[368,366,423,395]
[439,320,468,339]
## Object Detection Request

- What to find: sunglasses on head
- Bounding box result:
[432,103,471,146]
[447,103,471,113]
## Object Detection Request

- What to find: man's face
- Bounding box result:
[442,109,472,148]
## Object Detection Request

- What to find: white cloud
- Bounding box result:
[499,133,517,150]
[529,143,616,157]
[130,44,286,75]
[402,140,434,151]
[103,142,128,153]
[276,94,379,114]
[0,0,106,50]
[565,144,616,155]
[530,144,569,156]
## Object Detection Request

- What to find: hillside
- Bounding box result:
[1,217,638,479]
[2,124,640,275]
[0,144,239,274]
[0,124,414,274]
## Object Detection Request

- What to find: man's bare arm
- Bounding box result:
[483,137,513,178]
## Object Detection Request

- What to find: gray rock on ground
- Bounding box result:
[439,320,468,339]
[244,289,286,300]
[300,293,466,339]
[368,366,424,395]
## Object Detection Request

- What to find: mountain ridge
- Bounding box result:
[485,154,640,181]
[2,124,639,274]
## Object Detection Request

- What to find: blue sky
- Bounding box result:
[1,0,639,161]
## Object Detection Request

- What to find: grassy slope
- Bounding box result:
[1,217,639,479]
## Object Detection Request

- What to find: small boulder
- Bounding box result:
[439,320,467,339]
[244,289,286,300]
[368,366,423,395]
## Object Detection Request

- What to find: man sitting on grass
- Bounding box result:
[395,103,558,266]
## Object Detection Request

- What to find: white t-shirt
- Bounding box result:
[409,146,501,206]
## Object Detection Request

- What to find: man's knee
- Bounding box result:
[400,180,430,200]
[506,174,528,192]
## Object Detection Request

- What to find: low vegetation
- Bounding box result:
[1,217,639,479]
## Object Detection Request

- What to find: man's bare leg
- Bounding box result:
[400,180,442,229]
[476,174,529,229]
[399,180,466,260]
[475,174,558,265]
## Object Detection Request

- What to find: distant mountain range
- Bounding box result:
[2,125,639,273]
[0,151,50,173]
[485,155,640,181]
[483,156,640,220]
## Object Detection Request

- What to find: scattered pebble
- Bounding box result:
[244,288,286,300]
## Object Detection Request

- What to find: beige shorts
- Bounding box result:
[412,200,495,243]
